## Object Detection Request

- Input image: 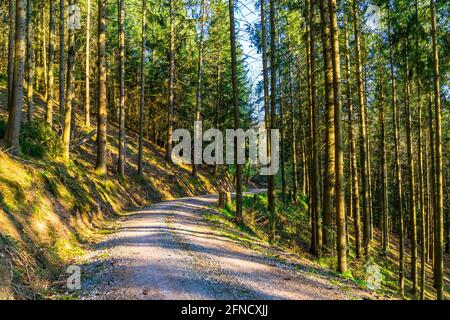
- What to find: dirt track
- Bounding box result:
[83,194,372,300]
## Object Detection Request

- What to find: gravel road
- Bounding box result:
[82,193,372,300]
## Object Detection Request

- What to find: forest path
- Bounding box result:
[82,192,370,300]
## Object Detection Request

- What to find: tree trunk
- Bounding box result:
[117,0,126,176]
[26,0,34,122]
[46,0,55,126]
[306,0,321,256]
[214,63,221,176]
[6,0,27,154]
[404,37,418,297]
[63,0,76,161]
[343,14,361,259]
[229,0,243,222]
[430,0,444,300]
[85,0,91,126]
[388,7,404,295]
[42,7,48,100]
[166,0,175,162]
[261,0,275,236]
[328,0,347,273]
[319,0,335,256]
[352,0,370,257]
[192,0,207,177]
[378,51,389,253]
[138,0,146,175]
[59,0,65,116]
[414,0,426,300]
[7,0,15,113]
[287,36,298,201]
[278,56,286,202]
[95,0,108,175]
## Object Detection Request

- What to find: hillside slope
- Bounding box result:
[0,86,230,299]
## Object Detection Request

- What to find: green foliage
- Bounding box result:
[19,121,63,159]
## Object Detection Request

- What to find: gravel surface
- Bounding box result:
[81,194,373,300]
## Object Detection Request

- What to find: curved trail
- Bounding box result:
[84,193,370,300]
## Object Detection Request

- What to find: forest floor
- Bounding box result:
[79,192,374,300]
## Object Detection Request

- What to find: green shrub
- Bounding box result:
[19,120,62,159]
[0,117,6,139]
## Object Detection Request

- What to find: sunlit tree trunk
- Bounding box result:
[117,0,126,176]
[306,0,321,255]
[192,0,207,177]
[138,0,147,175]
[214,63,221,176]
[404,37,418,297]
[430,0,444,300]
[7,0,15,113]
[388,7,404,296]
[63,0,76,161]
[328,0,347,272]
[261,0,275,233]
[5,0,27,154]
[287,36,298,201]
[41,7,48,100]
[59,0,65,116]
[414,0,426,300]
[27,0,34,122]
[352,0,370,257]
[378,52,388,253]
[319,0,335,256]
[278,53,286,202]
[343,14,361,259]
[85,0,91,126]
[229,0,243,222]
[166,0,175,162]
[46,0,55,125]
[427,93,435,268]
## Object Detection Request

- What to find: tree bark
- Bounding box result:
[378,50,388,253]
[328,0,347,272]
[192,0,207,177]
[26,0,34,122]
[229,0,243,222]
[287,36,298,201]
[46,0,55,126]
[95,0,108,175]
[306,0,321,256]
[85,0,91,126]
[117,0,126,176]
[166,0,175,162]
[319,0,335,256]
[343,13,361,259]
[388,7,404,295]
[62,0,76,161]
[59,0,65,116]
[138,0,146,175]
[430,0,444,300]
[261,0,275,236]
[352,0,370,257]
[7,0,15,113]
[403,37,418,297]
